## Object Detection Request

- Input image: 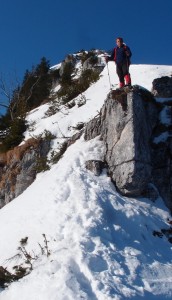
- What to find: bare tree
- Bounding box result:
[0,74,15,119]
[0,73,41,120]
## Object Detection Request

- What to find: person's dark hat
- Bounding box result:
[116,37,123,43]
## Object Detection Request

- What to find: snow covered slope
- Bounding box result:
[0,63,172,300]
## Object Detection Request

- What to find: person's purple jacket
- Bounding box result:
[108,44,132,65]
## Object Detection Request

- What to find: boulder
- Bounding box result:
[152,76,172,100]
[84,85,172,210]
[85,160,105,176]
[0,138,51,208]
[151,76,172,209]
[100,87,158,195]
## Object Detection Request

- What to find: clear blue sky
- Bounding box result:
[0,0,172,81]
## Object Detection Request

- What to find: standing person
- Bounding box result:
[106,37,132,88]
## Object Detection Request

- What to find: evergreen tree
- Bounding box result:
[60,62,74,86]
[0,57,52,151]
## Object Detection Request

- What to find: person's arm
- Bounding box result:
[125,46,132,58]
[105,49,115,62]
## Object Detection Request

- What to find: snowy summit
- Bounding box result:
[0,53,172,300]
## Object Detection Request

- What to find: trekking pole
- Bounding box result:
[106,61,112,91]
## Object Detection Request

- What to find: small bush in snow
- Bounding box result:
[43,129,56,141]
[50,141,68,165]
[45,100,60,117]
[0,234,52,289]
[35,156,50,173]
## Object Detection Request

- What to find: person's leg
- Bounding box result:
[122,63,131,86]
[116,64,125,87]
[124,73,131,86]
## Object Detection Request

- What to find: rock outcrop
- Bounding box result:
[152,76,172,100]
[85,86,158,195]
[0,138,51,208]
[85,160,105,176]
[101,87,158,195]
[151,76,172,209]
[84,83,172,211]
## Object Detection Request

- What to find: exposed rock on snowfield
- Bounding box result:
[101,86,158,196]
[152,76,172,99]
[85,84,172,210]
[151,76,172,209]
[84,86,157,195]
[85,159,105,176]
[0,138,51,208]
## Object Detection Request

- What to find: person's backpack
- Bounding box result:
[114,44,131,65]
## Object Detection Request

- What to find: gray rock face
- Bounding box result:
[85,160,104,176]
[84,116,101,141]
[0,139,51,208]
[15,150,37,198]
[151,76,172,209]
[83,57,104,73]
[152,76,172,99]
[100,87,158,195]
[85,84,172,210]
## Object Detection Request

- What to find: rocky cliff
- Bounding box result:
[84,79,172,211]
[151,76,172,210]
[0,138,50,208]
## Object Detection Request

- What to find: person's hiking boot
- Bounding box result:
[124,83,132,87]
[124,74,131,86]
[119,82,125,88]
